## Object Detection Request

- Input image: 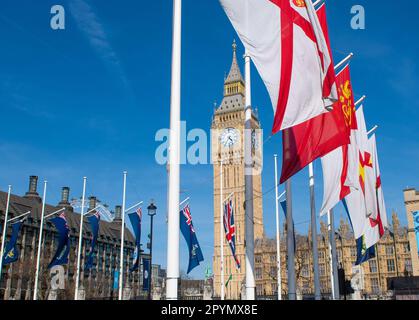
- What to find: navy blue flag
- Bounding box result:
[48,213,70,269]
[355,235,375,265]
[85,211,100,270]
[128,207,142,272]
[3,221,23,265]
[142,258,151,291]
[180,205,204,274]
[280,198,296,253]
[224,199,240,269]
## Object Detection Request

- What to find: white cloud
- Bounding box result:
[69,0,131,91]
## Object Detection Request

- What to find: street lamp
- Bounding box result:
[147,200,157,300]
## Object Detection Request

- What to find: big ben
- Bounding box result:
[211,41,264,299]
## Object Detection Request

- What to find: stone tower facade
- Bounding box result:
[211,42,264,299]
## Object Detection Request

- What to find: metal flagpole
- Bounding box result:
[220,160,225,300]
[0,185,12,282]
[118,171,127,300]
[33,181,47,300]
[166,0,181,300]
[74,177,87,300]
[286,179,296,300]
[327,208,340,299]
[274,155,282,300]
[308,163,321,300]
[244,51,255,301]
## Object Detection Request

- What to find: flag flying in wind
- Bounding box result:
[48,212,71,269]
[319,64,357,215]
[342,201,376,265]
[2,221,23,265]
[281,62,354,183]
[85,211,100,270]
[219,0,337,133]
[224,199,240,269]
[142,258,151,292]
[355,235,375,265]
[180,205,204,274]
[128,207,142,272]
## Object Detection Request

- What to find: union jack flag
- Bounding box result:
[223,199,240,269]
[182,205,195,233]
[58,212,70,230]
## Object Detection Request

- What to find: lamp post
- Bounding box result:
[147,200,157,300]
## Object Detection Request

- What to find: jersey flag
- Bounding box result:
[219,0,338,133]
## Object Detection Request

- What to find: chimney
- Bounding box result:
[114,205,122,221]
[58,187,73,211]
[24,176,41,200]
[89,196,97,211]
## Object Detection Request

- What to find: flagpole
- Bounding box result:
[74,176,87,300]
[220,159,225,300]
[308,163,321,300]
[355,95,366,107]
[327,208,340,299]
[244,51,256,301]
[273,155,282,300]
[118,171,127,300]
[166,0,181,300]
[286,179,296,300]
[33,180,47,300]
[0,185,12,282]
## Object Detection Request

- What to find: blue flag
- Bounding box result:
[85,211,100,270]
[113,271,119,290]
[142,258,151,292]
[355,235,375,265]
[3,221,23,265]
[280,198,296,252]
[48,213,70,269]
[180,205,204,274]
[128,207,142,272]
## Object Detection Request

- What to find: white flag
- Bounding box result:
[219,0,337,133]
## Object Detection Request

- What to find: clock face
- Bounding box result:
[220,128,239,148]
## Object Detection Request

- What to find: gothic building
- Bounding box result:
[0,176,156,300]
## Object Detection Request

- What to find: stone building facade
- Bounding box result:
[0,176,154,300]
[403,188,419,276]
[254,212,413,299]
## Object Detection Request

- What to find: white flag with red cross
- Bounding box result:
[219,0,338,133]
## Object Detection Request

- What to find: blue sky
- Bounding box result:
[0,0,418,279]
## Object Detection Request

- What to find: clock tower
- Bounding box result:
[211,41,264,299]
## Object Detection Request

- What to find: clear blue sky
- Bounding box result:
[0,0,418,279]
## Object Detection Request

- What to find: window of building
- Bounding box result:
[270,254,276,263]
[256,284,263,296]
[350,247,357,257]
[387,259,395,272]
[404,243,410,253]
[319,264,326,276]
[369,260,377,273]
[255,255,262,264]
[405,259,413,273]
[302,264,310,278]
[371,278,380,294]
[255,268,262,280]
[270,267,276,278]
[385,245,394,255]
